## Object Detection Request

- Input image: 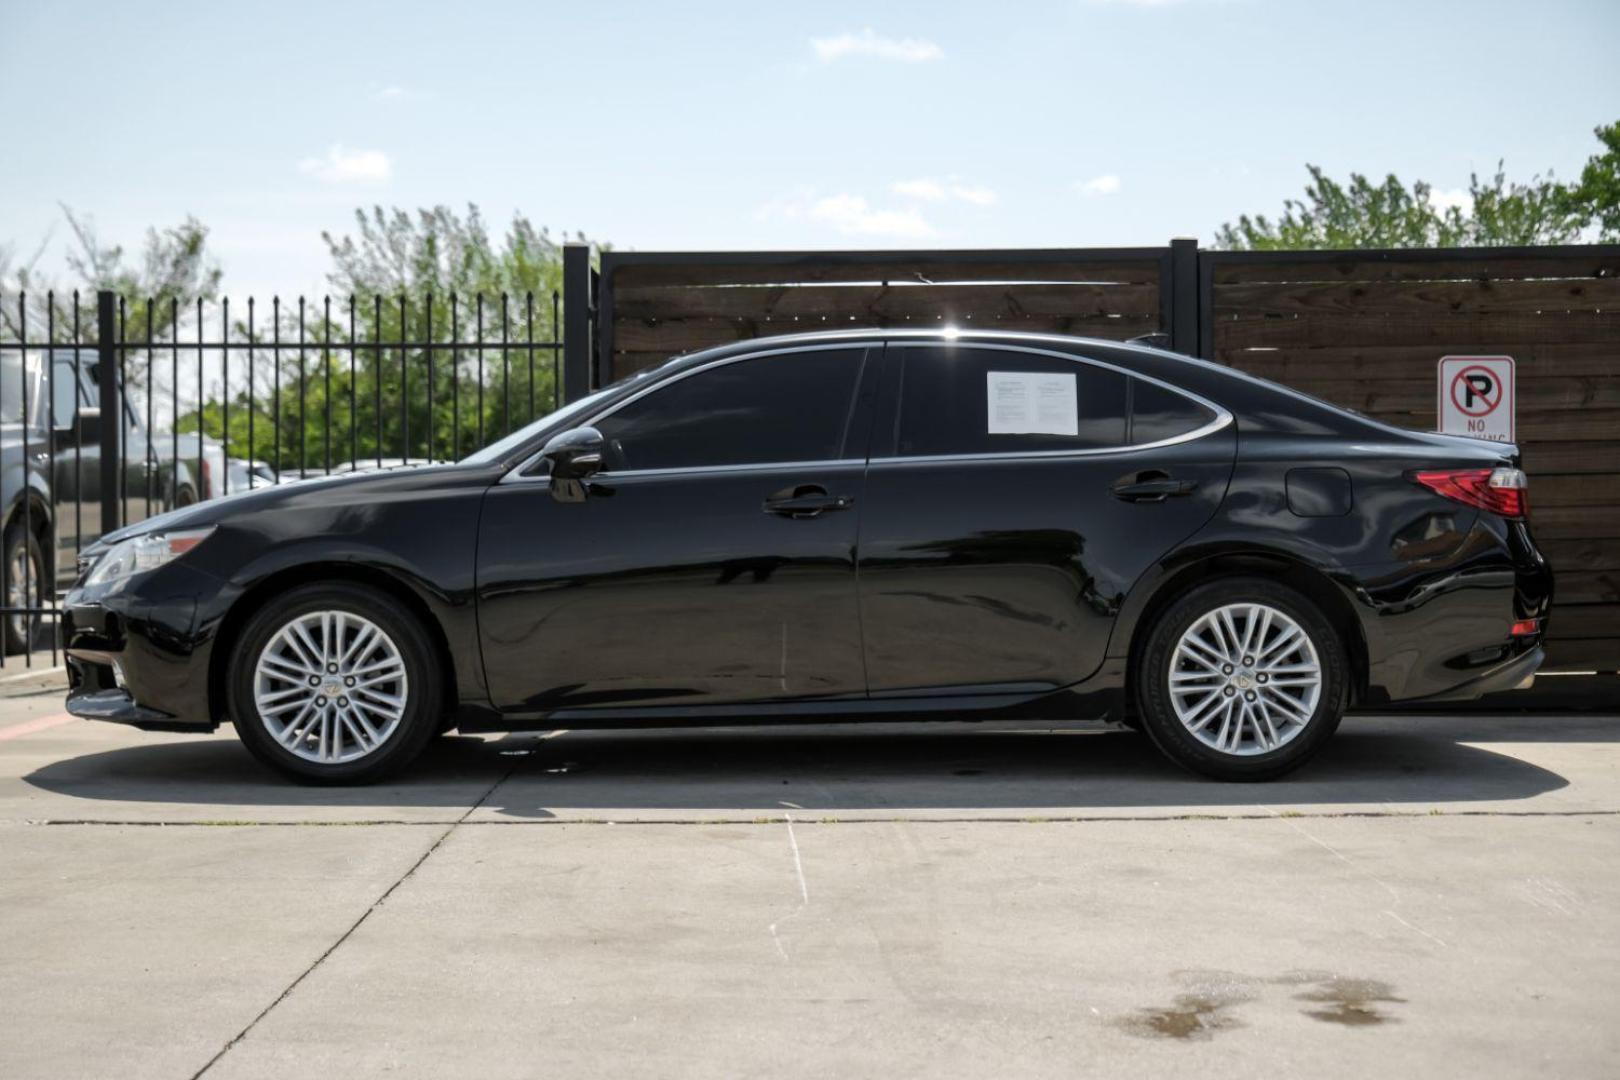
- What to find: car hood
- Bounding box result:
[94,462,503,547]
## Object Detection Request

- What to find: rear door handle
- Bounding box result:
[1111,473,1197,503]
[764,484,854,519]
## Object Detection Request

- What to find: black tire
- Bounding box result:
[229,582,442,784]
[1134,576,1348,781]
[3,523,46,656]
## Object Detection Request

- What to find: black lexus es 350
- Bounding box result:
[62,329,1552,783]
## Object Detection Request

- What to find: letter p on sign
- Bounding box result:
[1438,355,1515,442]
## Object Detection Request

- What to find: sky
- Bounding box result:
[3,0,1618,298]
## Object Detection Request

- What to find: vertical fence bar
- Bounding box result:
[74,293,83,557]
[451,294,460,460]
[323,296,332,474]
[46,295,58,663]
[195,298,203,499]
[373,296,382,469]
[425,294,433,461]
[247,299,255,490]
[144,300,154,518]
[225,299,235,496]
[501,293,510,437]
[117,298,127,527]
[298,298,307,479]
[476,295,485,448]
[348,298,357,473]
[526,292,535,423]
[398,295,408,463]
[19,293,32,664]
[96,291,119,537]
[552,288,561,411]
[271,297,280,486]
[169,299,178,505]
[562,244,592,404]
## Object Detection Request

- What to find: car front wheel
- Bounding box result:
[1135,577,1348,781]
[229,582,442,784]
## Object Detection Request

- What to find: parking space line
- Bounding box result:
[0,713,74,741]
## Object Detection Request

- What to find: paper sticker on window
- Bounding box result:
[986,371,1078,435]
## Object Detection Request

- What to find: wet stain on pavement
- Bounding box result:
[1294,976,1406,1026]
[1119,988,1252,1040]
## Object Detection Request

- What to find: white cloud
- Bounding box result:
[809,193,935,238]
[1076,174,1122,196]
[892,178,948,201]
[1429,186,1473,214]
[297,145,392,184]
[370,84,408,102]
[811,29,944,64]
[891,178,998,206]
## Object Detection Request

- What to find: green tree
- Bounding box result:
[1,206,220,344]
[1214,122,1618,249]
[178,205,593,473]
[1569,120,1620,241]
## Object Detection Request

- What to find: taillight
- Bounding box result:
[1410,467,1528,520]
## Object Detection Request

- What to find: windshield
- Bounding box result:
[458,361,673,466]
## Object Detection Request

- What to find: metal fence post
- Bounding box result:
[1169,237,1199,357]
[562,243,594,404]
[96,290,120,536]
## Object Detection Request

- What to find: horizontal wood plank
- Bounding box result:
[1351,407,1620,443]
[1509,505,1620,539]
[1544,638,1620,670]
[1214,311,1620,349]
[614,257,1164,289]
[1540,537,1620,572]
[1216,342,1620,384]
[613,281,1161,321]
[1554,571,1620,605]
[1547,603,1620,639]
[1214,277,1620,319]
[1221,375,1620,415]
[1210,252,1620,286]
[1527,474,1620,509]
[613,314,1159,353]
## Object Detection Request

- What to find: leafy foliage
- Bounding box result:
[1215,121,1618,249]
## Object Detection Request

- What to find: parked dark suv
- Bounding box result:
[62,330,1551,782]
[1,349,197,651]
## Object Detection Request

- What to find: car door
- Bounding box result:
[857,341,1236,697]
[477,343,878,712]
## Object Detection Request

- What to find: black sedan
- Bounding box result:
[62,330,1552,783]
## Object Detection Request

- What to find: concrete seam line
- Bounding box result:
[186,750,533,1079]
[21,808,1620,829]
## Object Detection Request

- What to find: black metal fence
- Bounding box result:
[0,287,567,669]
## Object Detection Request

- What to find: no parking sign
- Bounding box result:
[1438,355,1515,442]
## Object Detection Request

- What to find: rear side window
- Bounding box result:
[593,347,865,472]
[1131,379,1216,444]
[890,346,1128,457]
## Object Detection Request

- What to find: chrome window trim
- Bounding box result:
[500,342,876,485]
[876,341,1233,464]
[499,336,1233,484]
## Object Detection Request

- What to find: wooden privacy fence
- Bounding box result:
[587,242,1620,678]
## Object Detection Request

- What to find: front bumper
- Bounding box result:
[63,564,221,731]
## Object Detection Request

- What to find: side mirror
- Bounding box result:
[64,406,101,446]
[540,426,605,480]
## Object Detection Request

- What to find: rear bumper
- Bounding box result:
[1406,644,1544,704]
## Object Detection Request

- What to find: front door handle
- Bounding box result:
[764,484,854,519]
[1111,471,1197,503]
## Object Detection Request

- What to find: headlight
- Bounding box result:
[84,528,215,588]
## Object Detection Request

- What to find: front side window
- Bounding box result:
[592,347,866,472]
[889,346,1128,457]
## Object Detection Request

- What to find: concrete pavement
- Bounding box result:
[1,682,1616,1078]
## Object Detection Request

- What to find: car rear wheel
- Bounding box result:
[229,583,442,784]
[1135,577,1347,781]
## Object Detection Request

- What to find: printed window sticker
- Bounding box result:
[986,371,1078,436]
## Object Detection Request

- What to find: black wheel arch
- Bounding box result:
[208,562,460,726]
[1117,548,1369,712]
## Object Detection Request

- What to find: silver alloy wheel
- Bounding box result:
[1168,602,1322,756]
[253,610,409,764]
